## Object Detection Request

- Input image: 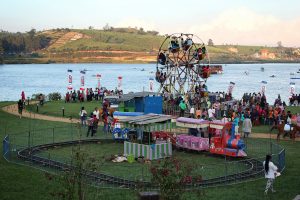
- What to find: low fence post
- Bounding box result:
[28,130,31,148]
[52,128,55,144]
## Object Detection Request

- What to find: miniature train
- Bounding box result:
[160,117,247,157]
[111,112,246,158]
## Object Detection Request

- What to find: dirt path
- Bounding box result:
[2,103,79,123]
[2,103,299,141]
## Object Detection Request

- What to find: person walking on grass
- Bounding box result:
[242,115,252,138]
[79,106,87,127]
[87,114,99,137]
[263,154,279,195]
[17,99,23,119]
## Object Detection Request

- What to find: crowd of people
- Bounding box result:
[78,99,116,137]
[164,91,300,138]
[65,87,123,103]
[289,93,300,106]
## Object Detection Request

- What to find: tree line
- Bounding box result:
[0,29,51,54]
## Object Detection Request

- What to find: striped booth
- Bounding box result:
[124,141,172,160]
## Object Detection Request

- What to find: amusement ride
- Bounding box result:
[155,33,211,95]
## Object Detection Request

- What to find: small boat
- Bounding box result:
[244,70,249,75]
[270,75,275,78]
[290,72,295,75]
[141,68,145,71]
[261,67,264,72]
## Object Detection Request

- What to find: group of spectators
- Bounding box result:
[79,99,115,137]
[289,93,300,106]
[65,87,123,103]
[165,91,300,138]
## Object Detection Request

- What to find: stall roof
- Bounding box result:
[117,113,172,125]
[118,92,160,102]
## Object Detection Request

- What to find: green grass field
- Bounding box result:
[36,142,251,181]
[1,101,300,199]
[26,100,102,119]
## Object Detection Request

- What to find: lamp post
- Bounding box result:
[36,104,39,113]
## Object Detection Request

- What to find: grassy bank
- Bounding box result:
[1,101,300,199]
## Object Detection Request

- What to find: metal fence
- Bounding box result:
[2,125,285,193]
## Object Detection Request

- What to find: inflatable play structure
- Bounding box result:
[175,117,247,157]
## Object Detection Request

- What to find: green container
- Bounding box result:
[127,154,135,163]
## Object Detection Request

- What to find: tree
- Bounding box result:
[27,28,36,39]
[277,41,283,48]
[103,23,110,31]
[88,26,93,30]
[208,39,214,46]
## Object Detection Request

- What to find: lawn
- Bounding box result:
[26,100,102,119]
[36,142,251,181]
[1,101,300,200]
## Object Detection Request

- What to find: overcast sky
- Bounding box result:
[1,0,300,47]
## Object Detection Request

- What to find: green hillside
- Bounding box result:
[1,28,300,64]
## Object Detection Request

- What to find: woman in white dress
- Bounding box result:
[263,154,279,194]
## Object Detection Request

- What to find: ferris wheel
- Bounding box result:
[155,33,210,95]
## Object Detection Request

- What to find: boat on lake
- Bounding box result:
[209,65,223,74]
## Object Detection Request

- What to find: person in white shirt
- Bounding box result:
[263,154,279,194]
[189,106,195,118]
[93,107,100,120]
[79,106,87,127]
[208,107,215,120]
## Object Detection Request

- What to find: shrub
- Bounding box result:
[150,157,202,200]
[48,92,62,101]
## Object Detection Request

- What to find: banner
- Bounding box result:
[118,76,122,91]
[227,81,235,94]
[290,82,296,96]
[149,78,154,92]
[261,81,267,95]
[67,69,73,90]
[96,74,101,89]
[80,70,86,91]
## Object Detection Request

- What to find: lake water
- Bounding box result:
[0,63,300,104]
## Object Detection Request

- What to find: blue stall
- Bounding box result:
[118,92,162,114]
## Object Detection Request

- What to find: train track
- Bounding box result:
[17,139,264,189]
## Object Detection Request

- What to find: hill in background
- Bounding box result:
[1,27,300,64]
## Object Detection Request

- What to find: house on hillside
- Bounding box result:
[259,49,276,59]
[260,49,269,58]
[268,53,276,59]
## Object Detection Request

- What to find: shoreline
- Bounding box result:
[2,60,300,65]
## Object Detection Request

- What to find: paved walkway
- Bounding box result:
[2,103,299,141]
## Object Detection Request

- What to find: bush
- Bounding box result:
[48,92,62,101]
[31,93,44,100]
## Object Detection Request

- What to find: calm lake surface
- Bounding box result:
[0,63,300,104]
